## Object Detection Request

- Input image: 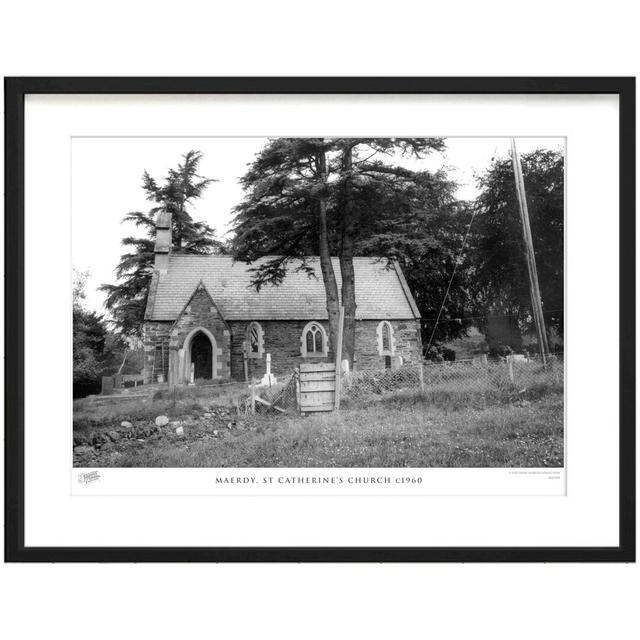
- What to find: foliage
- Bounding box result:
[231,138,446,283]
[232,138,344,358]
[100,151,222,336]
[231,138,327,281]
[73,269,127,397]
[230,137,460,360]
[470,149,564,340]
[351,172,474,348]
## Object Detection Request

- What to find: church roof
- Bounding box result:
[144,255,420,322]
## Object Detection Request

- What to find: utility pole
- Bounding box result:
[510,138,550,365]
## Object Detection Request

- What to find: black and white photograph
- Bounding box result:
[2,3,637,635]
[72,135,564,469]
[4,75,634,567]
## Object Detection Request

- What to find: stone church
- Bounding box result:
[142,213,422,384]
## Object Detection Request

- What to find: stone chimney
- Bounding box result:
[154,211,171,273]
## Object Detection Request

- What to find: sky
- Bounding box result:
[72,136,564,313]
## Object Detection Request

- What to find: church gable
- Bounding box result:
[168,281,231,381]
[170,280,229,347]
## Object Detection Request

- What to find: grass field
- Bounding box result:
[73,384,564,468]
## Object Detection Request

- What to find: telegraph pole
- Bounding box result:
[510,139,550,365]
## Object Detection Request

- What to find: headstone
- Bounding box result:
[155,415,169,427]
[101,376,114,396]
[260,353,277,387]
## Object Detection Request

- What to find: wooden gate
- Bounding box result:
[299,362,336,413]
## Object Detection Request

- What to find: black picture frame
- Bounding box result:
[4,77,635,563]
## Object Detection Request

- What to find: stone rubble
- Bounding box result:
[73,405,255,463]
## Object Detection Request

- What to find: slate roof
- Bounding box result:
[145,255,420,322]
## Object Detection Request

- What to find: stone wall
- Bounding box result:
[142,320,173,383]
[229,319,333,380]
[144,315,423,383]
[353,319,422,369]
[229,318,422,380]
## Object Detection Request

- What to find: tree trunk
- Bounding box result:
[315,146,341,357]
[317,199,341,357]
[339,146,357,368]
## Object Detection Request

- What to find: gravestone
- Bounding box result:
[101,376,114,396]
[260,353,277,387]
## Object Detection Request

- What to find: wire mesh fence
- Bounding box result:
[341,355,564,405]
[97,355,563,416]
[250,355,564,414]
[253,372,300,415]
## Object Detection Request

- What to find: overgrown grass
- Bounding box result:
[342,358,563,410]
[341,376,563,412]
[74,368,564,468]
[73,382,251,431]
[73,396,207,431]
[151,381,250,405]
[88,389,563,468]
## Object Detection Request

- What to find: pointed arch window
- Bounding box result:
[377,321,395,356]
[245,322,264,359]
[301,322,328,357]
[382,323,391,351]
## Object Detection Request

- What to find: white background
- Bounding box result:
[28,94,605,547]
[1,1,638,639]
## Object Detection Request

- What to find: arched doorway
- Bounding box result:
[191,331,213,380]
[180,327,217,383]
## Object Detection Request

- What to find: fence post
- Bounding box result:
[252,379,257,413]
[418,362,425,393]
[242,345,249,382]
[507,356,514,383]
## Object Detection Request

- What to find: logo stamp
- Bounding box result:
[78,470,101,484]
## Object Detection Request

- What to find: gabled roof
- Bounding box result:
[145,255,421,322]
[170,279,230,332]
